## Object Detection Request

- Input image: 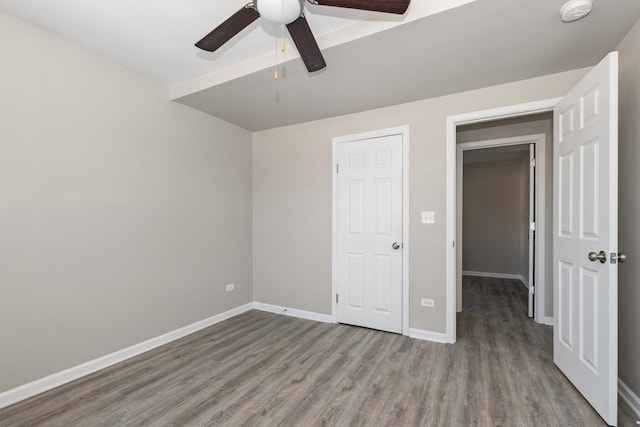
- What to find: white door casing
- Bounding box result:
[528,143,535,318]
[335,133,404,334]
[447,103,557,344]
[553,52,618,426]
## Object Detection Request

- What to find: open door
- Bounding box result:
[553,52,619,425]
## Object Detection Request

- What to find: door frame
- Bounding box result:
[445,99,560,343]
[456,134,547,324]
[331,125,410,335]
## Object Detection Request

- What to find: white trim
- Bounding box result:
[408,328,448,344]
[331,126,410,335]
[0,303,254,410]
[456,133,547,324]
[619,379,640,420]
[253,302,332,323]
[403,128,410,336]
[528,143,535,319]
[462,270,530,289]
[332,137,338,324]
[543,316,554,326]
[445,98,561,343]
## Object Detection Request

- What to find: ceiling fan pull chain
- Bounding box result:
[274,23,279,80]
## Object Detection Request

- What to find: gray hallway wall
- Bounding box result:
[462,155,530,280]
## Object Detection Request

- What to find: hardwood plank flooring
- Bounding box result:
[1,276,637,426]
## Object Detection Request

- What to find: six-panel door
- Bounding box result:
[336,134,403,334]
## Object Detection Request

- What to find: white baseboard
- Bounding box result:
[463,271,529,289]
[619,378,640,420]
[542,316,554,326]
[253,303,447,345]
[408,328,448,344]
[0,302,254,410]
[253,302,332,323]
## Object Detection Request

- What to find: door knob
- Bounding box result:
[588,251,607,263]
[618,253,627,263]
[392,242,401,250]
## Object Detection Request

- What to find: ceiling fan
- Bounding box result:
[195,0,411,73]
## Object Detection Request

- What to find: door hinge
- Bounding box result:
[530,158,537,167]
[336,293,339,304]
[530,222,536,231]
[336,164,340,174]
[530,285,535,295]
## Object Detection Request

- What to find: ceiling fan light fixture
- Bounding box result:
[560,0,593,23]
[256,0,303,25]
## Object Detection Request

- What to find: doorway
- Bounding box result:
[455,131,548,324]
[445,101,559,345]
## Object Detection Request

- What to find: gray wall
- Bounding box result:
[462,156,529,279]
[457,113,554,317]
[253,69,587,333]
[617,19,640,402]
[0,12,253,393]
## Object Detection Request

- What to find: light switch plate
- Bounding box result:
[421,298,435,307]
[421,211,435,224]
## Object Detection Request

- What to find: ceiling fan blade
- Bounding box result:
[195,3,260,52]
[309,0,410,14]
[286,16,327,73]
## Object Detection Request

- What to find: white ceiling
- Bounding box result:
[2,0,640,131]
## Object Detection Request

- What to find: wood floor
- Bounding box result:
[1,276,637,426]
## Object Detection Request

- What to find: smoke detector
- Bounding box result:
[560,0,593,22]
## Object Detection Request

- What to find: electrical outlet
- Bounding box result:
[421,298,435,307]
[226,283,235,292]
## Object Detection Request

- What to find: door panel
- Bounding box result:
[373,254,392,313]
[558,261,574,349]
[580,139,600,239]
[347,253,364,309]
[558,152,574,237]
[374,178,392,235]
[348,180,364,234]
[336,134,403,334]
[553,52,618,426]
[580,267,599,372]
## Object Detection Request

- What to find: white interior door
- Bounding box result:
[553,52,618,426]
[528,143,535,318]
[336,134,403,334]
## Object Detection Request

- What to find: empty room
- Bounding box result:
[1,0,640,426]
